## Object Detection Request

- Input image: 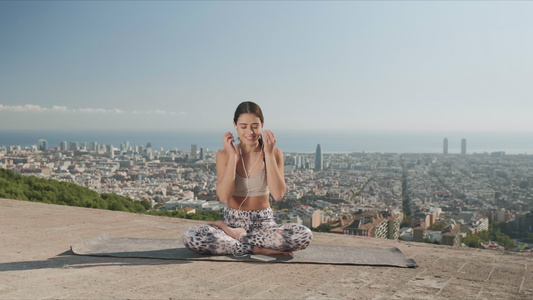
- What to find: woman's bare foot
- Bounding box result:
[253,246,293,256]
[208,221,246,240]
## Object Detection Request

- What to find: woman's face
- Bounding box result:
[234,113,263,144]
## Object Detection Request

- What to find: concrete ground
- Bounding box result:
[1,198,532,299]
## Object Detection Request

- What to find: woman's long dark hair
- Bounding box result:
[233,101,264,151]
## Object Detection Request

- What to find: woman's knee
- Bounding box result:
[293,224,313,250]
[181,226,197,248]
[182,225,209,248]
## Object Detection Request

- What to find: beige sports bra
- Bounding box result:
[233,163,270,197]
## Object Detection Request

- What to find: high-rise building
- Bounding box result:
[200,147,206,160]
[145,143,153,157]
[60,141,68,152]
[89,141,98,152]
[296,155,302,169]
[443,138,448,155]
[38,139,47,151]
[315,144,323,171]
[69,142,78,151]
[191,144,198,160]
[461,138,467,155]
[106,144,114,159]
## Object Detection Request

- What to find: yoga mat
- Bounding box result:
[71,233,418,268]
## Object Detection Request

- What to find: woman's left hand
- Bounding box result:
[262,130,276,154]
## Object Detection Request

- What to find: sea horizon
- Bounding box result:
[0,129,531,155]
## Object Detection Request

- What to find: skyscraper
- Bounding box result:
[461,138,467,155]
[108,145,115,159]
[296,155,302,169]
[191,144,198,160]
[89,141,98,152]
[315,144,323,171]
[38,139,47,151]
[200,147,206,160]
[120,142,128,152]
[145,143,153,158]
[60,141,68,152]
[443,138,448,155]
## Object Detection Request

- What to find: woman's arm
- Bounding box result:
[263,130,286,201]
[216,133,238,204]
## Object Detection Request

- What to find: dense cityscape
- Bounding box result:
[1,137,533,252]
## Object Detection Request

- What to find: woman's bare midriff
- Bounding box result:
[228,194,270,211]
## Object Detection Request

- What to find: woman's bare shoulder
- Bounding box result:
[217,148,228,159]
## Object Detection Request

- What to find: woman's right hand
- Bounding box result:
[222,132,237,156]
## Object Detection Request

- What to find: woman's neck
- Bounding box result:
[239,142,261,156]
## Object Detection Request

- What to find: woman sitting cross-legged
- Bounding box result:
[182,101,312,256]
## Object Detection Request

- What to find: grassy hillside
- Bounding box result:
[0,168,222,221]
[0,168,150,213]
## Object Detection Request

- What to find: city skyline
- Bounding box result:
[2,2,533,133]
[1,135,521,157]
[1,129,531,155]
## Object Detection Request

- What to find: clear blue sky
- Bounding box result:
[1,1,532,133]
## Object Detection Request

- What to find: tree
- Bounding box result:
[461,234,481,248]
[428,222,446,231]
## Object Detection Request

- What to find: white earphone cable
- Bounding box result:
[238,142,264,210]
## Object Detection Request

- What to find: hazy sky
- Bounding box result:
[1,1,532,133]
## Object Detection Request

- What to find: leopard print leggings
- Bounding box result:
[182,207,313,256]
